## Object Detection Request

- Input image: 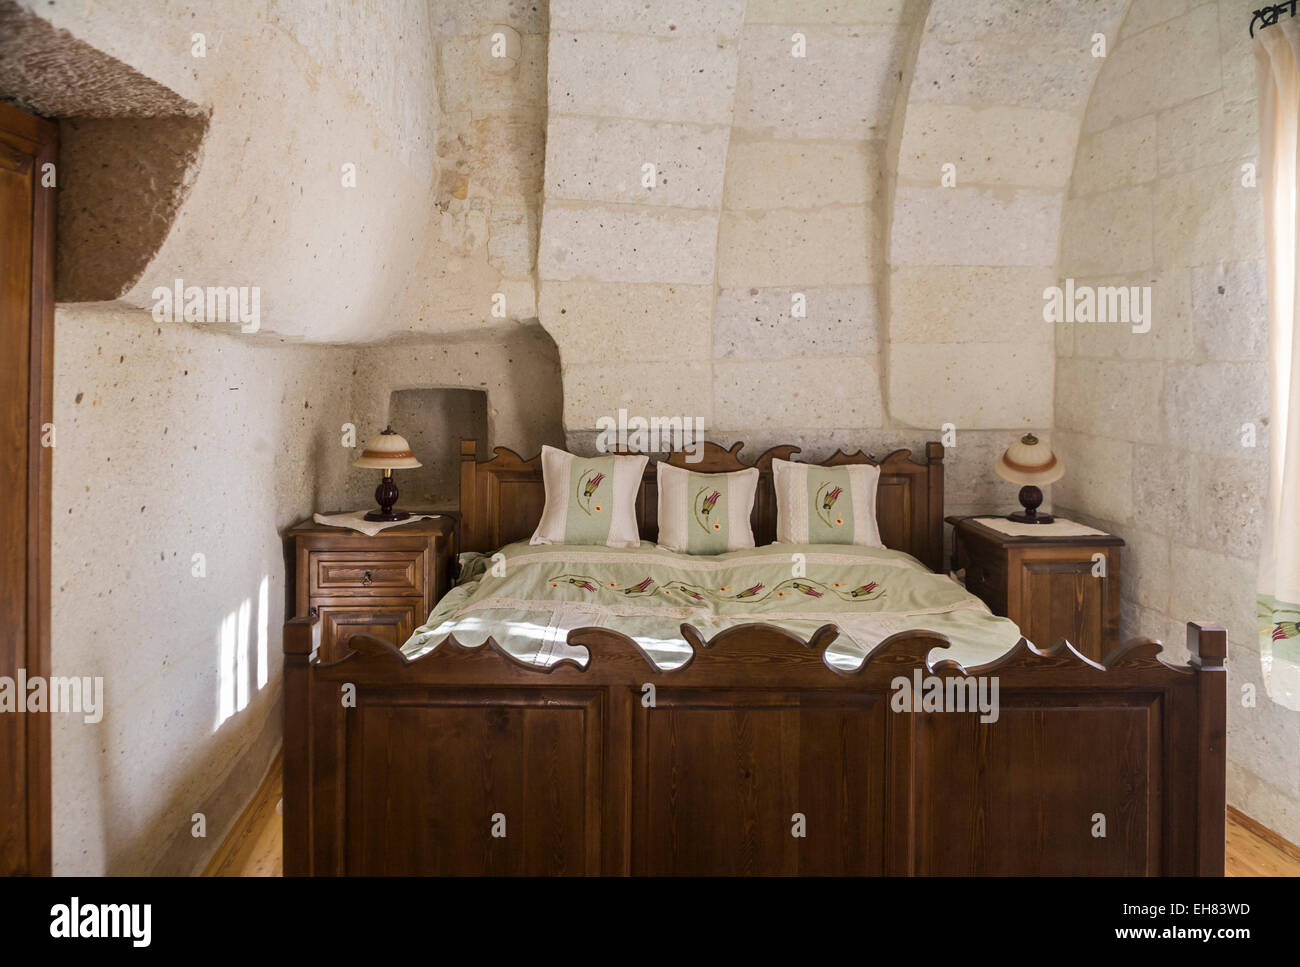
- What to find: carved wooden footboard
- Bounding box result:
[282,619,1226,876]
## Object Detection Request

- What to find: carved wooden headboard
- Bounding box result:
[458,439,946,572]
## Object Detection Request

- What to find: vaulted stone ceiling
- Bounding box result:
[5,0,1136,382]
[886,0,1130,431]
[537,0,1132,442]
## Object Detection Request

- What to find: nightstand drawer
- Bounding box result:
[308,550,424,597]
[963,555,1007,611]
[313,601,422,657]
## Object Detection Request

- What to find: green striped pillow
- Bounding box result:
[771,457,883,547]
[529,446,647,547]
[655,463,758,554]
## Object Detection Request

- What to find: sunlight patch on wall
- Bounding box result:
[257,575,269,691]
[217,611,236,729]
[214,575,272,731]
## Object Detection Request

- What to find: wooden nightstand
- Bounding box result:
[947,515,1124,661]
[286,516,457,661]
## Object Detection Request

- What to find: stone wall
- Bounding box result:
[1054,0,1297,841]
[17,0,562,875]
[880,0,1129,517]
[385,0,550,339]
[890,2,1099,433]
[50,307,355,875]
[532,0,1131,522]
[47,312,563,875]
[337,327,567,511]
[536,1,745,439]
[710,2,906,447]
[536,1,912,455]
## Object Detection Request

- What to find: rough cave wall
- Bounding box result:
[24,0,439,875]
[15,0,561,875]
[339,328,567,512]
[383,0,549,340]
[1053,0,1297,841]
[536,0,1128,523]
[884,0,1129,514]
[50,306,357,875]
[13,0,441,342]
[536,1,746,444]
[340,0,566,497]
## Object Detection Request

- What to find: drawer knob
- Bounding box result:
[362,570,373,586]
[309,606,318,617]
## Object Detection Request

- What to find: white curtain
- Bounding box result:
[1256,22,1300,709]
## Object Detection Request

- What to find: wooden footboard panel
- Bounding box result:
[282,619,1226,876]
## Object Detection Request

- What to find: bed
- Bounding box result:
[282,439,1226,875]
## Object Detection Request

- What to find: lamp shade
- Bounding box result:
[994,433,1062,486]
[354,426,422,470]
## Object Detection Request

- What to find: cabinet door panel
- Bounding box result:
[1018,559,1101,658]
[313,599,422,659]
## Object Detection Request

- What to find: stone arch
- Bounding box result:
[882,0,1133,432]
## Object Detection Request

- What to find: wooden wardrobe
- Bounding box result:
[0,101,55,876]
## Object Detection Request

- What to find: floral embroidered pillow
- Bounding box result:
[530,446,648,547]
[656,463,759,555]
[771,457,883,548]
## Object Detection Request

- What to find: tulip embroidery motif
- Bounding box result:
[544,574,886,606]
[815,482,846,529]
[576,469,606,515]
[693,487,724,534]
[1273,621,1299,641]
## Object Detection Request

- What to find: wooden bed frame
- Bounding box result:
[283,440,1226,875]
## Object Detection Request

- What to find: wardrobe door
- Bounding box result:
[0,101,55,876]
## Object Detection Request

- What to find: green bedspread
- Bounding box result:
[402,541,1024,672]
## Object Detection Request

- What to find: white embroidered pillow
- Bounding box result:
[529,446,647,547]
[771,457,883,548]
[655,463,759,555]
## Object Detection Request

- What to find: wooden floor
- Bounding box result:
[212,756,1300,877]
[205,755,284,877]
[1226,808,1300,876]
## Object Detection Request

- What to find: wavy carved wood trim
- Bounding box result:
[316,624,1210,691]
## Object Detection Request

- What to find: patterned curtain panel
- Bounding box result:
[1256,23,1300,710]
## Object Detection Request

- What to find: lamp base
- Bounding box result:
[1006,484,1054,524]
[363,509,411,522]
[366,473,409,522]
[1006,510,1055,524]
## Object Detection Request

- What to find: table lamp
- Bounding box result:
[994,433,1063,524]
[354,426,422,521]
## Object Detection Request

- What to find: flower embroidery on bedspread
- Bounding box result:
[1273,620,1300,641]
[545,572,886,606]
